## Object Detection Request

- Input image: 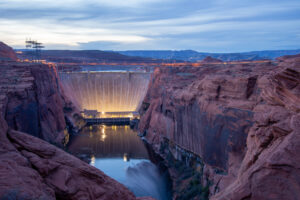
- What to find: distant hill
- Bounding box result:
[117,49,300,62]
[16,50,162,64]
[16,49,300,63]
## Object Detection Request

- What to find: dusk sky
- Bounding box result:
[0,0,299,52]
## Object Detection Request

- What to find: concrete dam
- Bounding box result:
[59,70,151,120]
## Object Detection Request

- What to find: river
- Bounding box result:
[67,125,171,200]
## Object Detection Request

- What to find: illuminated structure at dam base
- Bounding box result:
[59,71,151,122]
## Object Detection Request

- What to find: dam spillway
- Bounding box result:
[59,71,151,117]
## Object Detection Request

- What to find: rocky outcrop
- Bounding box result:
[0,114,151,200]
[0,62,85,145]
[139,54,300,199]
[0,42,17,61]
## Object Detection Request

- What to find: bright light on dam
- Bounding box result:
[59,71,151,115]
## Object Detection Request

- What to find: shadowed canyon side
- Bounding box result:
[0,42,154,200]
[139,54,300,199]
[59,72,150,113]
[0,62,85,145]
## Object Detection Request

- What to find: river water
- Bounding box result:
[67,125,171,200]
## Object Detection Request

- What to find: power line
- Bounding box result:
[25,39,45,62]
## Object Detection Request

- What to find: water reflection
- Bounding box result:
[68,125,149,159]
[67,125,170,200]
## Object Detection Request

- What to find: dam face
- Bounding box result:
[59,71,151,116]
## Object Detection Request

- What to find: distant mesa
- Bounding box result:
[0,41,17,61]
[200,56,223,63]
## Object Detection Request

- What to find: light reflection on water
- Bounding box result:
[67,125,170,200]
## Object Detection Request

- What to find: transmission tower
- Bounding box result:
[25,39,45,62]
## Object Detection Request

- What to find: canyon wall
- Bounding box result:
[139,55,300,199]
[0,62,85,145]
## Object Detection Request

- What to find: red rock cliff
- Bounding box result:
[0,41,17,61]
[0,62,85,145]
[139,55,300,199]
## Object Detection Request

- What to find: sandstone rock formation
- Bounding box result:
[0,114,149,200]
[212,55,300,200]
[139,55,300,199]
[0,42,17,61]
[0,62,85,145]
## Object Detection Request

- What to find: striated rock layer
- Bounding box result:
[139,55,300,199]
[0,62,85,145]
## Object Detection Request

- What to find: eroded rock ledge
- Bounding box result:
[139,55,300,199]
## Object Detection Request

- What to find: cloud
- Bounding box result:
[0,0,299,52]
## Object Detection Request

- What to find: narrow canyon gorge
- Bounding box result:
[0,41,299,200]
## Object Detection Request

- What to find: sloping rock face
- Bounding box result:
[139,54,300,199]
[0,115,144,200]
[0,42,17,61]
[0,62,84,145]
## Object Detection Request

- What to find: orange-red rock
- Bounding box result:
[0,62,85,145]
[139,54,300,199]
[0,114,149,200]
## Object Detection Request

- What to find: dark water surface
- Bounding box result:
[67,125,170,200]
